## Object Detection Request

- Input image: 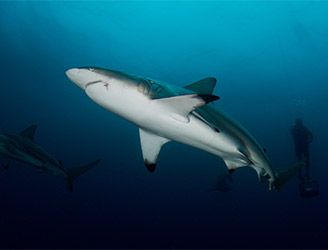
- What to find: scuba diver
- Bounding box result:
[291,118,313,179]
[291,118,318,198]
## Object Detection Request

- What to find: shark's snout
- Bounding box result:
[66,68,84,89]
[66,68,94,90]
[65,68,79,78]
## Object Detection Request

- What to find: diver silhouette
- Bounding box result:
[291,118,313,180]
[291,118,318,198]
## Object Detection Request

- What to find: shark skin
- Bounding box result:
[0,125,100,191]
[66,67,297,190]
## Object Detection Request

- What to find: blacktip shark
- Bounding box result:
[0,125,100,191]
[66,67,301,190]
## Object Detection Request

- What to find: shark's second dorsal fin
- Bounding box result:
[184,77,217,94]
[20,125,38,141]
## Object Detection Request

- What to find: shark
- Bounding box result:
[66,67,300,190]
[0,125,100,191]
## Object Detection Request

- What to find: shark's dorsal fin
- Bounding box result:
[184,77,217,94]
[139,129,170,172]
[20,125,38,141]
[153,94,219,122]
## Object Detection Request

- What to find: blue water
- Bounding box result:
[0,1,327,248]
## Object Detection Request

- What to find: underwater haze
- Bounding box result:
[0,1,328,248]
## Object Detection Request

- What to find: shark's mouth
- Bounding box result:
[85,80,103,89]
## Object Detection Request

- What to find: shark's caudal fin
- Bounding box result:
[65,159,101,192]
[274,161,306,190]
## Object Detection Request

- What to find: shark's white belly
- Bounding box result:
[86,84,243,164]
[139,109,240,160]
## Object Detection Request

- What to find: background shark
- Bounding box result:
[0,125,100,191]
[66,67,300,190]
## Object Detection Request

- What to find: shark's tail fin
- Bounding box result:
[66,159,101,192]
[273,161,306,191]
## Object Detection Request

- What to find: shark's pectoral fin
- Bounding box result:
[153,94,219,122]
[20,124,38,141]
[139,129,170,172]
[184,77,217,94]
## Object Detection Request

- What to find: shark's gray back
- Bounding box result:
[6,134,63,168]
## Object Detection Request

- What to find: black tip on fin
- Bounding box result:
[228,169,236,174]
[198,94,220,104]
[145,161,156,173]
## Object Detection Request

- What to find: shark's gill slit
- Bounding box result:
[85,80,103,89]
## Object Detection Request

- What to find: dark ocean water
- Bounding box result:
[0,1,328,248]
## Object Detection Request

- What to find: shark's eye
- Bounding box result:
[138,83,145,93]
[138,80,151,95]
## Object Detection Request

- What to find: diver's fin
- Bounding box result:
[139,129,170,172]
[274,161,306,190]
[2,159,11,170]
[184,77,217,94]
[65,159,101,192]
[20,125,38,141]
[153,94,219,122]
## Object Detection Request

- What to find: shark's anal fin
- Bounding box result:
[153,94,219,123]
[139,129,170,172]
[20,125,38,141]
[184,77,217,94]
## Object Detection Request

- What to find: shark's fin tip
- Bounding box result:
[145,161,156,173]
[198,94,220,103]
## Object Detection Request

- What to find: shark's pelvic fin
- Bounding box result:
[184,77,217,94]
[20,125,38,141]
[223,157,249,172]
[139,129,170,172]
[153,94,219,122]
